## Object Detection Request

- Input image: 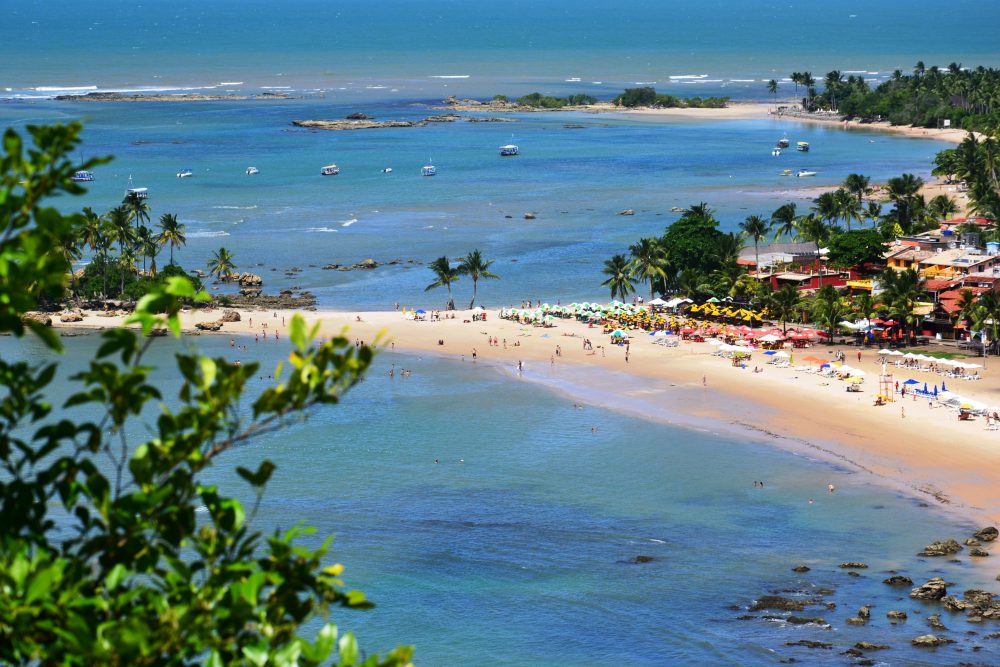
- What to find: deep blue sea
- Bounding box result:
[5,1,1000,663]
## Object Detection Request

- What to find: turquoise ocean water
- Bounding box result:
[5,1,1000,663]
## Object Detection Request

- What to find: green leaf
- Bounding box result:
[338,632,359,666]
[199,356,217,389]
[105,564,128,591]
[311,623,337,662]
[236,460,276,488]
[242,642,269,667]
[206,650,224,667]
[26,563,61,603]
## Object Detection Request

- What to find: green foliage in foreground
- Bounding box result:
[0,123,412,665]
[78,258,203,302]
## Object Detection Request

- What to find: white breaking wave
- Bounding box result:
[212,205,258,210]
[341,218,358,227]
[219,81,244,86]
[261,86,292,90]
[633,81,657,85]
[668,74,707,80]
[429,75,470,79]
[187,231,230,238]
[728,79,755,83]
[34,85,98,92]
[307,227,339,233]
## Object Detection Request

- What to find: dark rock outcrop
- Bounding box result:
[854,642,889,651]
[918,539,963,557]
[975,527,999,542]
[884,575,914,586]
[237,273,263,287]
[60,310,84,323]
[195,320,223,331]
[887,610,907,622]
[792,565,810,573]
[927,614,947,631]
[971,547,990,557]
[911,634,954,647]
[220,309,241,322]
[22,312,52,327]
[910,577,949,600]
[839,562,868,569]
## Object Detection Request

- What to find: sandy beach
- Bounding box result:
[56,305,1000,527]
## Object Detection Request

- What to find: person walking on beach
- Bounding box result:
[517,360,523,374]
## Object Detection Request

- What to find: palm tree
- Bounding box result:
[456,249,499,309]
[424,256,460,309]
[814,296,847,342]
[739,214,770,271]
[770,202,798,241]
[771,284,801,334]
[141,229,160,278]
[863,200,883,229]
[795,214,831,285]
[628,237,668,300]
[207,247,238,281]
[767,79,779,105]
[601,254,635,302]
[955,288,979,334]
[123,191,151,231]
[56,235,82,301]
[927,194,959,222]
[973,291,1000,356]
[79,207,110,298]
[108,206,134,256]
[157,213,186,266]
[135,225,154,274]
[118,245,138,297]
[884,173,924,233]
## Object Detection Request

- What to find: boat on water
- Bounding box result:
[321,164,340,176]
[796,169,817,177]
[796,141,810,152]
[71,170,94,182]
[246,166,259,175]
[779,169,793,176]
[123,175,148,199]
[771,148,781,156]
[176,168,193,178]
[421,163,436,176]
[777,136,790,149]
[499,144,519,157]
[382,167,393,173]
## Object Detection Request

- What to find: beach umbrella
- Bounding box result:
[763,350,777,355]
[942,380,947,391]
[903,379,920,385]
[923,382,928,393]
[934,385,938,396]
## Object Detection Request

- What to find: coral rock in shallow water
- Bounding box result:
[911,634,954,647]
[974,527,999,542]
[918,539,963,557]
[910,577,949,600]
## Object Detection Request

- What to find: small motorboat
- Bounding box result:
[71,170,94,182]
[499,144,519,157]
[321,164,340,176]
[176,168,194,178]
[777,136,790,149]
[796,169,817,177]
[421,163,436,176]
[246,166,259,175]
[779,169,793,176]
[771,148,781,156]
[382,167,393,173]
[796,141,810,152]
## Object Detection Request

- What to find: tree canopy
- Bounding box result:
[0,123,412,665]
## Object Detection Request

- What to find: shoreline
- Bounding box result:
[54,306,1000,531]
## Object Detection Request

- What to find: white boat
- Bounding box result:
[777,136,790,149]
[796,169,817,177]
[771,148,781,156]
[421,163,436,176]
[246,166,259,175]
[499,144,519,157]
[779,169,793,177]
[71,170,94,182]
[321,164,340,176]
[382,167,393,173]
[176,168,193,178]
[123,175,148,199]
